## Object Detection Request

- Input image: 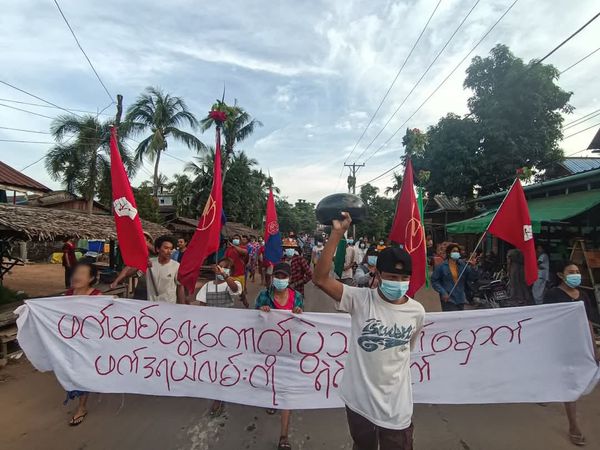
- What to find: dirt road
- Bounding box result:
[0,278,598,450]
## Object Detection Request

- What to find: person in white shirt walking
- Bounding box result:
[313,212,425,450]
[147,235,185,304]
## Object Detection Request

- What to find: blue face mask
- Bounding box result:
[367,256,378,266]
[272,278,289,291]
[216,267,230,281]
[284,248,295,258]
[450,252,461,260]
[379,280,410,302]
[347,239,354,245]
[232,239,240,246]
[565,274,581,288]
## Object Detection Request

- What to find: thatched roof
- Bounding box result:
[166,216,258,238]
[0,204,168,241]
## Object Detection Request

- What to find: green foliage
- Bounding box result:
[167,174,195,217]
[124,86,205,196]
[276,199,317,234]
[0,285,28,305]
[133,183,161,223]
[355,184,396,240]
[45,115,136,209]
[413,44,572,199]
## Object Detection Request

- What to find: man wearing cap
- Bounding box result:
[254,262,303,450]
[282,238,313,296]
[314,212,425,450]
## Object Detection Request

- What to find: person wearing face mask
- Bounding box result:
[376,239,386,252]
[543,260,598,447]
[282,238,312,296]
[431,243,478,312]
[224,233,249,307]
[354,248,380,288]
[192,257,242,416]
[354,239,368,265]
[311,240,325,268]
[255,262,303,450]
[313,212,424,450]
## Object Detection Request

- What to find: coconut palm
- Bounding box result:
[200,100,262,182]
[125,86,206,196]
[45,115,136,212]
[385,172,403,197]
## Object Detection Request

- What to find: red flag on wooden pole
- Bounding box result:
[177,124,224,293]
[388,159,426,296]
[487,179,538,285]
[110,127,148,272]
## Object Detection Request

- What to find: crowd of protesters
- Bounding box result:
[56,224,599,449]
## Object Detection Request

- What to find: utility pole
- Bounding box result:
[344,162,364,239]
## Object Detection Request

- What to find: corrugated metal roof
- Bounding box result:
[433,194,465,211]
[0,161,50,193]
[559,157,600,174]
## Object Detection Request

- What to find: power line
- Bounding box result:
[353,0,482,163]
[0,102,56,119]
[53,0,114,102]
[362,0,520,164]
[0,97,112,116]
[564,108,600,127]
[20,155,47,171]
[0,126,50,134]
[0,80,84,118]
[560,46,600,74]
[358,161,404,188]
[343,0,442,164]
[564,109,600,130]
[0,139,54,144]
[563,120,600,139]
[536,11,600,65]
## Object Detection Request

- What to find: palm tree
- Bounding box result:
[167,174,194,217]
[200,100,262,182]
[45,115,136,212]
[385,172,403,197]
[125,86,206,196]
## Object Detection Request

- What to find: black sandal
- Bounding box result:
[69,411,87,426]
[278,436,291,450]
[266,408,277,415]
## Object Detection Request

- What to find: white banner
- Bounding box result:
[16,297,599,409]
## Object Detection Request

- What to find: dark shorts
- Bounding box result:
[346,406,413,450]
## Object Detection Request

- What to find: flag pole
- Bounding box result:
[446,178,519,299]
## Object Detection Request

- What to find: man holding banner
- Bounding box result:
[314,212,425,450]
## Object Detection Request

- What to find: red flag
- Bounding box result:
[110,127,148,272]
[487,179,538,285]
[177,128,223,293]
[263,188,282,264]
[388,159,426,297]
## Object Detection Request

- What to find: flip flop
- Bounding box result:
[266,408,277,415]
[69,411,87,426]
[569,433,586,446]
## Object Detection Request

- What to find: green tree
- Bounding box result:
[385,172,403,197]
[401,127,427,164]
[293,199,317,234]
[167,174,194,217]
[125,86,205,196]
[45,115,136,212]
[356,184,395,240]
[463,44,572,194]
[133,182,161,222]
[413,113,482,200]
[200,99,262,181]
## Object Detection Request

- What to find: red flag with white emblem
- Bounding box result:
[487,179,538,285]
[388,159,426,297]
[177,124,223,293]
[110,127,148,272]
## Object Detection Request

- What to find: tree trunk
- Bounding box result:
[153,149,162,197]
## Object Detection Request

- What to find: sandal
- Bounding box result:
[69,411,87,426]
[278,436,291,450]
[569,433,586,446]
[266,408,277,415]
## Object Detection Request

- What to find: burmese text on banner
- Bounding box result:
[16,298,599,409]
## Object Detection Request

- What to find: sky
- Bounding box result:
[1,0,599,204]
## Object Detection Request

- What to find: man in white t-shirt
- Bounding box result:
[313,212,424,450]
[147,235,185,304]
